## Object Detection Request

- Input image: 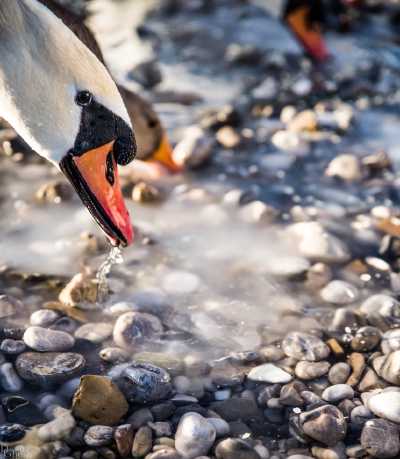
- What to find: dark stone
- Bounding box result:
[215,437,260,459]
[2,396,47,426]
[211,397,263,422]
[361,418,400,458]
[0,424,26,442]
[151,402,176,421]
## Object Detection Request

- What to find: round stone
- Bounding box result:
[23,326,75,352]
[328,363,351,385]
[0,424,26,442]
[282,332,330,362]
[320,280,359,305]
[381,329,400,354]
[0,363,23,392]
[84,426,113,447]
[247,363,292,384]
[30,309,60,327]
[113,312,163,349]
[361,418,400,458]
[322,384,354,403]
[175,412,216,459]
[215,438,261,459]
[367,390,400,423]
[0,339,26,355]
[295,361,330,380]
[16,352,85,385]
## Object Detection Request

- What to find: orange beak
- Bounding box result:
[149,132,182,173]
[286,6,329,62]
[60,141,133,247]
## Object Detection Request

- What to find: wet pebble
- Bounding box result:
[99,347,130,363]
[72,375,128,425]
[175,412,216,459]
[16,352,85,385]
[325,154,363,182]
[113,362,172,404]
[74,322,113,344]
[322,384,354,403]
[295,361,330,380]
[30,309,60,327]
[113,312,163,349]
[132,425,152,457]
[320,281,359,305]
[215,438,260,459]
[328,363,351,385]
[0,339,26,355]
[207,418,230,437]
[299,405,347,446]
[172,126,214,169]
[247,363,292,383]
[84,426,113,447]
[381,329,400,354]
[0,423,26,442]
[361,418,400,458]
[374,350,400,384]
[282,332,330,362]
[23,326,74,352]
[0,362,23,392]
[114,424,134,458]
[351,326,381,352]
[367,389,400,423]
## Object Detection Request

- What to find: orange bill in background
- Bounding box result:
[149,132,183,173]
[286,6,329,62]
[72,141,134,246]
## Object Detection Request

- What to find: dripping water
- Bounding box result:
[96,245,124,303]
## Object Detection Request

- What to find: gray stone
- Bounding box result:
[75,323,113,343]
[0,362,23,392]
[215,438,261,459]
[367,390,400,423]
[295,361,330,380]
[175,412,216,459]
[132,425,152,458]
[361,418,400,458]
[328,363,351,385]
[320,281,358,305]
[113,312,163,349]
[381,329,400,354]
[84,426,113,447]
[247,363,292,384]
[374,351,400,385]
[23,326,74,352]
[322,384,354,403]
[282,332,330,362]
[30,309,60,327]
[0,339,26,355]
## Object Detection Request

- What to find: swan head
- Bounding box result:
[0,0,136,246]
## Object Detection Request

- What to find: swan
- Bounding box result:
[0,0,138,247]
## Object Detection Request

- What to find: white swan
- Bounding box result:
[0,0,136,246]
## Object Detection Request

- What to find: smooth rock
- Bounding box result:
[375,351,400,385]
[215,438,261,459]
[351,326,381,352]
[113,312,163,349]
[320,281,358,305]
[113,362,172,404]
[381,329,400,354]
[299,405,347,446]
[132,426,152,458]
[84,426,113,447]
[361,418,400,458]
[0,363,23,392]
[114,424,134,458]
[72,375,128,425]
[16,352,85,385]
[328,363,351,385]
[325,154,363,182]
[30,309,60,327]
[295,361,330,380]
[0,339,26,355]
[282,332,330,362]
[247,363,292,384]
[367,390,400,423]
[0,423,26,442]
[23,326,74,352]
[207,418,230,437]
[322,384,354,403]
[175,412,216,459]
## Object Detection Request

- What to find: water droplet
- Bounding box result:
[96,246,124,303]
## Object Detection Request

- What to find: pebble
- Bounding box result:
[0,295,23,318]
[351,326,381,352]
[282,332,330,362]
[322,384,354,403]
[328,363,351,385]
[350,405,374,430]
[0,362,23,392]
[295,361,330,380]
[38,407,76,442]
[131,426,152,457]
[0,423,26,442]
[325,154,363,182]
[367,390,400,423]
[132,181,161,203]
[374,350,400,384]
[84,426,113,447]
[99,347,130,363]
[114,362,172,403]
[381,329,400,354]
[211,397,262,422]
[286,222,350,263]
[23,326,75,352]
[15,352,85,385]
[299,405,347,446]
[148,421,172,437]
[172,126,214,169]
[361,418,400,458]
[113,312,163,349]
[247,363,292,384]
[175,412,216,459]
[0,339,26,355]
[311,443,346,459]
[207,418,230,437]
[74,322,113,343]
[114,424,134,458]
[320,280,359,305]
[72,375,128,425]
[215,438,261,459]
[30,309,60,327]
[360,294,400,328]
[216,126,241,149]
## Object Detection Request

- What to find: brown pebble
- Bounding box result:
[132,182,162,203]
[326,339,345,358]
[347,353,366,387]
[132,426,152,458]
[114,424,134,457]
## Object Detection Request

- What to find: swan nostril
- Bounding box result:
[105,152,115,186]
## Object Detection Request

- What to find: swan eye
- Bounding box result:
[75,90,93,106]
